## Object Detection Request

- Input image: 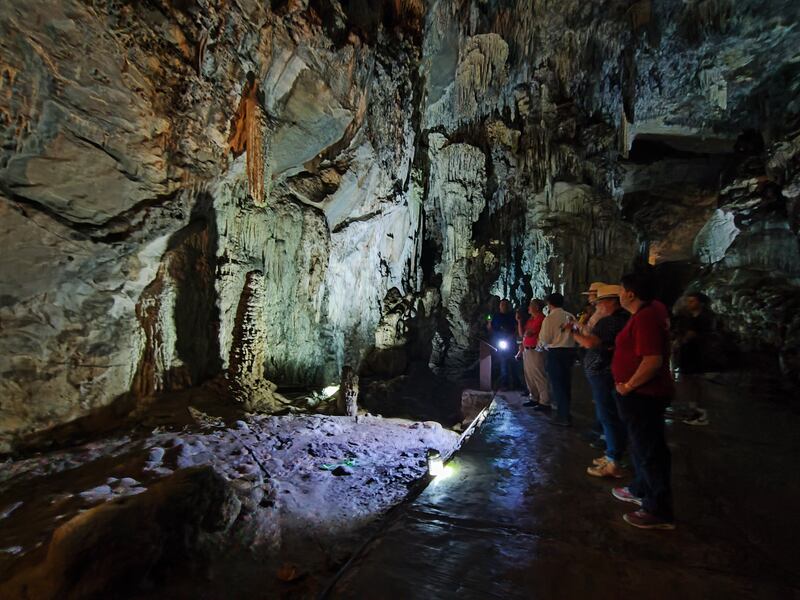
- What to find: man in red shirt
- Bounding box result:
[518,299,549,409]
[611,272,675,530]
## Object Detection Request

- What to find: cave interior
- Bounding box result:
[1,0,799,598]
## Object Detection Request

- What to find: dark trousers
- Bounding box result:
[586,370,627,462]
[546,348,576,422]
[498,353,522,389]
[615,392,673,520]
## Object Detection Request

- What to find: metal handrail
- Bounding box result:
[477,338,499,352]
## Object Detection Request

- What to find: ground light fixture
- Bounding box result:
[426,449,444,476]
[321,385,340,397]
[498,339,509,350]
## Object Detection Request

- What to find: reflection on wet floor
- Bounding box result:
[329,371,800,599]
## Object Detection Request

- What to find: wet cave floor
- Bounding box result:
[1,370,799,599]
[330,373,800,600]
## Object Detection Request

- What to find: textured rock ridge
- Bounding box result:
[691,133,800,376]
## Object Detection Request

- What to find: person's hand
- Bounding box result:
[563,322,579,333]
[615,382,634,396]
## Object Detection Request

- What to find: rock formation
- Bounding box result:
[415,0,800,378]
[2,0,800,449]
[0,0,424,450]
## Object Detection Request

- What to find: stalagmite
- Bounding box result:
[337,366,359,417]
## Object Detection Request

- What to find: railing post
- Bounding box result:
[479,340,492,392]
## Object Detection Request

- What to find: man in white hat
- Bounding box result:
[574,281,608,445]
[577,281,606,332]
[581,281,605,301]
[573,284,630,478]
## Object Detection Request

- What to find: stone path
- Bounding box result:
[327,373,800,599]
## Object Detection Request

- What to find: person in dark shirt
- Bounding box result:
[573,285,629,478]
[489,299,522,390]
[673,292,715,425]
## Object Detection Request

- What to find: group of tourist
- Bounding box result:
[488,272,716,531]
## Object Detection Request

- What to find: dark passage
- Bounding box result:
[329,375,800,599]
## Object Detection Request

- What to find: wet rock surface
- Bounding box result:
[331,380,800,599]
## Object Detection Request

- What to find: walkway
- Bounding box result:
[327,373,800,599]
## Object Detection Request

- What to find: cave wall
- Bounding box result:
[691,134,800,376]
[418,0,646,377]
[0,0,426,450]
[415,0,800,379]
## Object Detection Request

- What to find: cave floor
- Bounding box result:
[0,406,458,598]
[327,371,800,600]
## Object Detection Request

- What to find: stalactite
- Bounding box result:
[453,33,509,122]
[195,29,208,76]
[629,0,651,31]
[228,73,266,205]
[390,0,425,31]
[247,105,266,206]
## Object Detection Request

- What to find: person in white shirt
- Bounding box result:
[539,292,577,426]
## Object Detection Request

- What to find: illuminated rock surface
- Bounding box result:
[0,405,457,597]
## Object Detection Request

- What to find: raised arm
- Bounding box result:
[573,330,601,349]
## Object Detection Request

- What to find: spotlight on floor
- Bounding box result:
[427,449,444,477]
[498,340,509,350]
[436,464,456,480]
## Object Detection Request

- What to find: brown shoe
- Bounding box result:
[623,510,676,530]
[592,456,609,466]
[587,459,625,478]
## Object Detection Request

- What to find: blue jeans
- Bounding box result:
[545,348,576,422]
[616,392,673,520]
[586,370,627,462]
